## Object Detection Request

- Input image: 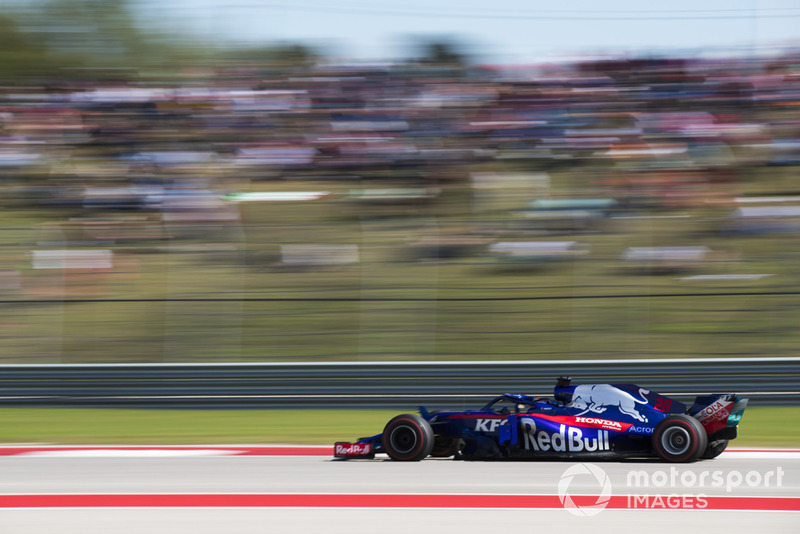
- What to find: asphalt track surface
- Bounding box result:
[1,447,798,534]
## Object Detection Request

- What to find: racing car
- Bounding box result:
[334,377,747,463]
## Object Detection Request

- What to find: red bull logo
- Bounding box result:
[334,442,372,456]
[521,418,611,452]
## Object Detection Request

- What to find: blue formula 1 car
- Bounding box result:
[334,377,748,463]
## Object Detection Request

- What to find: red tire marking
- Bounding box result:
[654,418,701,463]
[386,419,423,460]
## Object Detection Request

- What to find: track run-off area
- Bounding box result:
[1,446,798,533]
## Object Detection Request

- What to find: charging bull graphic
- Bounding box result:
[569,385,650,423]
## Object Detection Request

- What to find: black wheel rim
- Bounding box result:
[390,425,418,454]
[662,427,691,455]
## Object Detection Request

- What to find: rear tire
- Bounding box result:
[701,439,729,459]
[382,414,434,461]
[652,415,708,463]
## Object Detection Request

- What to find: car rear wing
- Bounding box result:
[689,394,748,437]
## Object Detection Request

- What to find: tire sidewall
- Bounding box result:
[382,414,434,461]
[653,415,708,463]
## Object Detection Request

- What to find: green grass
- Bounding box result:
[0,408,398,445]
[0,407,796,447]
[735,407,800,447]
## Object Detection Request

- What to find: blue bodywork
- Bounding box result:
[344,379,745,460]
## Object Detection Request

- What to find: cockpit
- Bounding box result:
[480,393,558,414]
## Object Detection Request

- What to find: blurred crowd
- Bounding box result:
[1,51,800,234]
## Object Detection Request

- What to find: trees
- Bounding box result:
[0,15,55,79]
[0,1,323,81]
[410,37,470,67]
[0,0,189,79]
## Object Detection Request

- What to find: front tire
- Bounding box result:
[652,415,708,463]
[382,414,434,461]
